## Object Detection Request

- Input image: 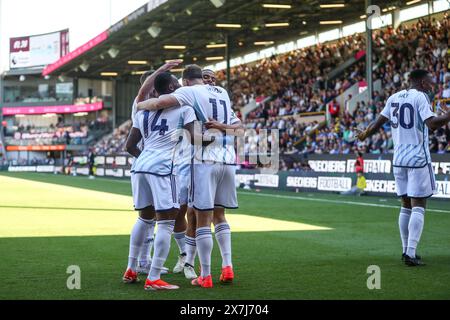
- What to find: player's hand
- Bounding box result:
[161,59,183,72]
[439,103,449,114]
[137,98,159,111]
[355,128,368,141]
[205,118,226,131]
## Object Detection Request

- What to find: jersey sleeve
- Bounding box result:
[131,98,138,126]
[380,97,391,120]
[417,93,436,122]
[230,110,241,125]
[172,87,195,108]
[132,111,141,129]
[182,106,197,125]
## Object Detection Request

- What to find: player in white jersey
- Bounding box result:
[176,68,221,280]
[122,61,181,284]
[132,72,197,290]
[138,64,244,288]
[357,69,450,266]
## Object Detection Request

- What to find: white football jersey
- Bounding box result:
[381,89,436,168]
[132,106,196,175]
[172,84,241,164]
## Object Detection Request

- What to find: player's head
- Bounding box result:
[410,69,434,93]
[202,69,216,86]
[182,64,204,86]
[154,72,181,96]
[140,70,155,85]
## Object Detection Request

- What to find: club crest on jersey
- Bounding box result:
[207,86,222,94]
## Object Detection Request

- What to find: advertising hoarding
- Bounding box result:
[10,30,69,69]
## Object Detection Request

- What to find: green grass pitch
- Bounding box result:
[0,172,449,300]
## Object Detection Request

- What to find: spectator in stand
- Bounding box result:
[328,99,340,119]
[437,143,447,154]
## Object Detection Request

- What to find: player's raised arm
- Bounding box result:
[125,127,143,158]
[356,114,389,141]
[136,60,182,103]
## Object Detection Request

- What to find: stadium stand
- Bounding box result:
[92,14,450,159]
[219,15,450,158]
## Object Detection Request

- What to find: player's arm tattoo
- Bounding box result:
[125,128,142,158]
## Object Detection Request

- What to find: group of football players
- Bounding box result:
[122,60,242,290]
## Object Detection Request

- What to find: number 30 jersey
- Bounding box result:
[132,106,197,175]
[381,89,436,168]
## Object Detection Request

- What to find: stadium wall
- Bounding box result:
[4,154,450,199]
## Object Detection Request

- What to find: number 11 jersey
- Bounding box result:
[172,84,240,165]
[381,89,436,168]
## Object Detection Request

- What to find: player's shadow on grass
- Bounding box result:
[0,205,131,212]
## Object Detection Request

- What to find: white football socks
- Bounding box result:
[185,236,197,266]
[196,227,213,278]
[174,231,186,255]
[406,207,425,258]
[398,207,411,254]
[138,220,156,265]
[215,223,232,268]
[127,218,154,271]
[148,220,175,281]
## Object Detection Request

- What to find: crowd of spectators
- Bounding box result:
[233,15,450,157]
[4,121,89,146]
[95,120,132,155]
[92,14,450,159]
[217,34,366,116]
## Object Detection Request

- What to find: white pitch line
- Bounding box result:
[237,191,450,214]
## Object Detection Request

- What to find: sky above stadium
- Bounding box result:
[0,0,150,72]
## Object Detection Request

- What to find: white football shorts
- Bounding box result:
[131,173,180,212]
[176,170,191,206]
[393,164,437,198]
[189,163,238,211]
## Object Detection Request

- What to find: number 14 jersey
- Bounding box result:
[132,106,197,175]
[381,89,436,168]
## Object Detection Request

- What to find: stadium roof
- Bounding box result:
[43,0,399,79]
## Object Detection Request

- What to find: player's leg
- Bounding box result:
[145,209,179,290]
[172,204,187,273]
[404,165,436,266]
[123,173,155,283]
[193,209,214,288]
[213,207,234,283]
[393,167,411,259]
[399,196,412,260]
[213,165,238,283]
[184,206,198,279]
[144,174,180,290]
[190,163,216,288]
[136,207,156,274]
